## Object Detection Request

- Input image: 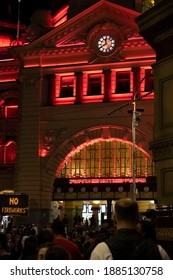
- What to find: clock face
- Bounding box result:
[97,35,116,54]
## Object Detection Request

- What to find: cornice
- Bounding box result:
[0,63,19,73]
[12,33,148,59]
[123,38,149,48]
[12,1,139,55]
[20,45,89,57]
[136,0,173,51]
[150,137,173,161]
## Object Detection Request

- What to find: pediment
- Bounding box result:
[20,0,140,53]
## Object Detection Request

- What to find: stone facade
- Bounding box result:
[0,0,157,225]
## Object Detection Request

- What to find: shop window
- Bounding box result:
[60,76,74,97]
[116,71,130,93]
[87,74,102,96]
[145,69,153,92]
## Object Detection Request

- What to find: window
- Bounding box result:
[0,97,18,118]
[60,76,74,97]
[5,106,18,118]
[87,74,102,96]
[57,139,155,178]
[82,204,87,213]
[116,71,130,93]
[101,204,106,213]
[145,69,153,92]
[6,142,16,163]
[0,141,16,164]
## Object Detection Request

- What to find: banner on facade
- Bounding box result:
[0,194,29,216]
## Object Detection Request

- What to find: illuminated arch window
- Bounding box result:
[57,139,154,178]
[0,141,16,164]
[0,97,18,119]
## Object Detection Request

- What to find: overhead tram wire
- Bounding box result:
[107,89,153,116]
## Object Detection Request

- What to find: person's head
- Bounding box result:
[100,219,116,238]
[145,209,156,225]
[37,242,51,260]
[45,244,71,260]
[101,219,114,229]
[37,228,54,247]
[51,219,65,236]
[137,219,156,241]
[21,235,38,259]
[115,198,139,229]
[30,228,36,236]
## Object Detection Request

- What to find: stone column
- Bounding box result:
[75,72,83,104]
[103,69,112,103]
[131,67,141,98]
[14,68,50,225]
[136,0,173,205]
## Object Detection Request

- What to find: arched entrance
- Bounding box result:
[46,125,156,227]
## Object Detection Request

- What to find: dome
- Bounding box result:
[30,9,53,28]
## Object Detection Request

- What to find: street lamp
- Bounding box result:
[128,106,144,201]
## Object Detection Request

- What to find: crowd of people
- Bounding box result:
[0,198,171,260]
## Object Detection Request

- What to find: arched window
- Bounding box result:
[4,98,18,118]
[0,97,18,119]
[0,141,16,164]
[57,139,154,178]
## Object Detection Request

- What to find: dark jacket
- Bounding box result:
[105,228,161,260]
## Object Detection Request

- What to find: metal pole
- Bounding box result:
[17,0,21,45]
[131,101,137,201]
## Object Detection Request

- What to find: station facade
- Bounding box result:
[0,0,157,225]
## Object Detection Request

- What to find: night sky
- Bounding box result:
[0,0,69,26]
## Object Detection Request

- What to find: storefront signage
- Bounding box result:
[0,194,29,216]
[69,177,147,184]
[53,176,156,200]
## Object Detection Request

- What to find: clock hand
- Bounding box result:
[102,39,108,47]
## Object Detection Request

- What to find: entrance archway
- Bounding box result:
[44,125,155,226]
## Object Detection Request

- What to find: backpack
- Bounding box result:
[129,239,162,260]
[105,229,162,260]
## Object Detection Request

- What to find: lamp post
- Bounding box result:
[131,101,137,201]
[128,105,144,201]
[17,0,21,45]
[107,87,152,201]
